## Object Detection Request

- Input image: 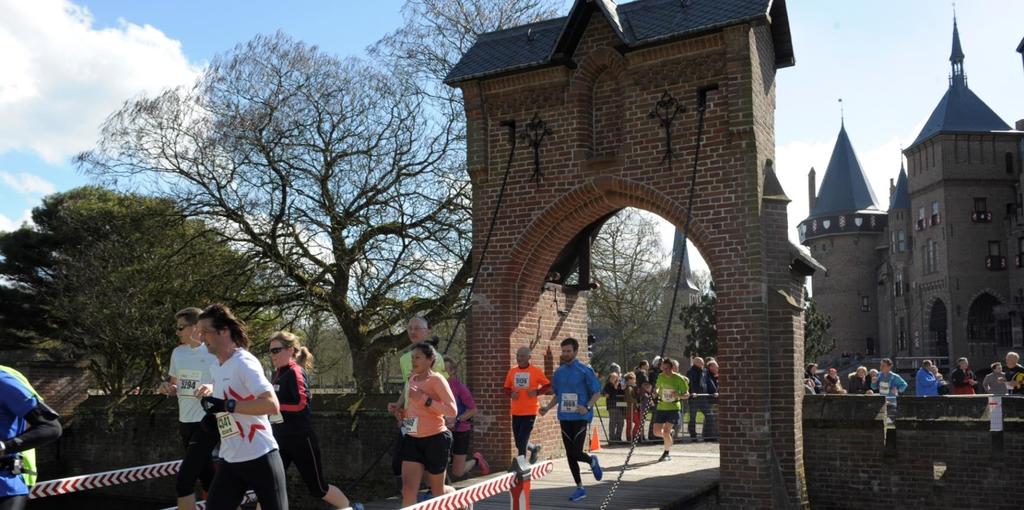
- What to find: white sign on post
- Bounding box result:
[989,396,1003,432]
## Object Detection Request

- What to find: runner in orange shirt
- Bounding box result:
[503,346,551,463]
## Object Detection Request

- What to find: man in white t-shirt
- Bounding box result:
[193,304,287,510]
[158,307,219,510]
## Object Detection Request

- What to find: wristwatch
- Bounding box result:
[225,399,237,413]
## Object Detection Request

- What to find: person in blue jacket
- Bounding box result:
[540,338,603,502]
[915,360,939,396]
[871,358,908,421]
[0,368,62,510]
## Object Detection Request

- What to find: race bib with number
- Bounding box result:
[879,381,890,396]
[269,412,284,424]
[514,373,530,389]
[661,389,678,402]
[615,401,628,408]
[216,412,239,440]
[401,417,419,436]
[177,369,202,397]
[560,393,578,413]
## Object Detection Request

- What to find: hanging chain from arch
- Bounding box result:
[442,120,519,354]
[599,86,714,510]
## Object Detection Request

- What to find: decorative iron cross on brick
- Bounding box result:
[520,113,552,183]
[649,90,684,163]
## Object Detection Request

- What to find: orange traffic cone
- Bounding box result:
[590,425,601,452]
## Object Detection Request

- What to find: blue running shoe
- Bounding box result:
[417,491,432,502]
[590,454,603,481]
[569,487,587,502]
[351,503,365,510]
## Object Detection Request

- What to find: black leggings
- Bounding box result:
[278,432,329,498]
[512,415,536,456]
[176,421,218,497]
[559,420,592,486]
[0,495,25,510]
[206,450,288,510]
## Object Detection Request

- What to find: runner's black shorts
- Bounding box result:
[653,409,680,425]
[451,429,472,456]
[400,430,453,475]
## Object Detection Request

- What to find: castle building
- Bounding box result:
[799,19,1024,369]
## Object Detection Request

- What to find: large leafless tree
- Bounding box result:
[78,33,474,392]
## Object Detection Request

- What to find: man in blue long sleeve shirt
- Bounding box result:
[540,338,603,502]
[871,358,908,422]
[915,360,939,396]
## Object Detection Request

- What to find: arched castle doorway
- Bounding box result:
[446,1,805,507]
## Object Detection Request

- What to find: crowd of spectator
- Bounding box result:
[804,351,1024,399]
[599,356,719,443]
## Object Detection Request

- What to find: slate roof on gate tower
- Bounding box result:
[444,0,793,85]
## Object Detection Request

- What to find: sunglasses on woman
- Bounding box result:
[269,347,286,355]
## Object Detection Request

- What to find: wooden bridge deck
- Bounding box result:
[364,441,720,510]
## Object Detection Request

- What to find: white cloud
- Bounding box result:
[0,208,32,233]
[0,171,56,195]
[777,119,928,247]
[0,0,200,164]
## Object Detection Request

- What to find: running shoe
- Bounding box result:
[659,450,672,462]
[351,503,365,510]
[590,454,603,481]
[569,487,587,502]
[527,443,543,464]
[474,451,491,475]
[417,491,432,502]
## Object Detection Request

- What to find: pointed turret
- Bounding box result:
[888,165,910,210]
[950,17,965,83]
[809,123,880,217]
[797,122,887,243]
[909,18,1010,148]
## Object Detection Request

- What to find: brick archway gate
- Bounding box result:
[446,1,813,507]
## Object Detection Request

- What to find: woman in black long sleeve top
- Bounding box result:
[269,332,363,510]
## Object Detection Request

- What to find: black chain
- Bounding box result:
[442,120,518,354]
[598,88,713,510]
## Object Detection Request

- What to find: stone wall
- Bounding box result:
[35,393,399,509]
[803,395,1023,509]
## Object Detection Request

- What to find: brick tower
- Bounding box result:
[447,0,815,507]
[799,122,887,358]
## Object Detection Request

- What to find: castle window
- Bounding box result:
[931,201,940,226]
[924,239,938,274]
[897,317,907,352]
[989,240,1003,257]
[917,207,926,230]
[860,296,870,312]
[1007,152,1015,175]
[894,271,904,297]
[974,197,987,212]
[897,229,906,252]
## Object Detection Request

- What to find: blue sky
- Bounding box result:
[1,0,1022,275]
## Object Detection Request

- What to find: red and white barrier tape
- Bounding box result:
[29,460,182,499]
[159,490,257,510]
[406,460,554,510]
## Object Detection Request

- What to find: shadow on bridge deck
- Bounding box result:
[364,442,720,510]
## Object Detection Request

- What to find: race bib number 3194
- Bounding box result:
[178,370,202,397]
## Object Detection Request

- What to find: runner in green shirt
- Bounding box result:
[653,358,689,461]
